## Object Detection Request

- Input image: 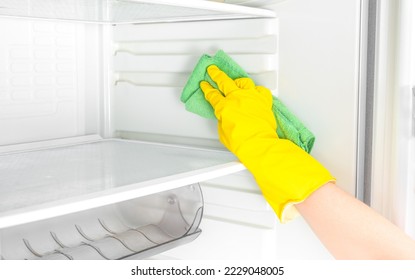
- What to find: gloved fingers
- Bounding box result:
[255,85,274,105]
[207,65,239,96]
[200,81,224,108]
[218,126,231,151]
[234,77,256,89]
[255,85,272,95]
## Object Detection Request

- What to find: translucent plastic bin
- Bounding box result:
[0,184,203,260]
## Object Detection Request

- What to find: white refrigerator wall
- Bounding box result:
[272,0,362,195]
[0,19,102,145]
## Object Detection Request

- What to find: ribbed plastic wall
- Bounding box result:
[112,18,279,141]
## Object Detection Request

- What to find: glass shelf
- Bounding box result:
[0,138,244,229]
[0,0,276,24]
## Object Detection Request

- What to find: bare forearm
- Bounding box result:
[295,183,415,259]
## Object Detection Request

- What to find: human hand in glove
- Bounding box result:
[200,65,335,223]
[201,65,415,260]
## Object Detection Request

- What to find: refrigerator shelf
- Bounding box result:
[0,138,244,229]
[0,0,276,24]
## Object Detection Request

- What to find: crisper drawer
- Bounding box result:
[0,185,203,260]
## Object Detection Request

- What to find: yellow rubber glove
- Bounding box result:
[200,65,335,223]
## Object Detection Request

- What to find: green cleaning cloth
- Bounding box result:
[180,50,315,153]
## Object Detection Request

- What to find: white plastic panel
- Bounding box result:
[112,18,278,141]
[112,17,277,41]
[0,0,275,24]
[201,171,276,229]
[114,85,218,139]
[114,54,277,74]
[272,0,361,195]
[159,217,332,260]
[160,218,277,260]
[0,18,100,146]
[0,138,244,228]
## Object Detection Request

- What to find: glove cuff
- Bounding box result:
[237,139,336,223]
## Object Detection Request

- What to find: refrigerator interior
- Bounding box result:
[0,0,283,260]
[0,0,364,260]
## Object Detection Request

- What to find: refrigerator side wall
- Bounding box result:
[0,19,102,146]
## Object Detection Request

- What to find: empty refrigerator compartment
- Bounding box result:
[0,138,243,228]
[0,184,203,260]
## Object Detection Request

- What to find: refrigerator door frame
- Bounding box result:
[370,0,415,237]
